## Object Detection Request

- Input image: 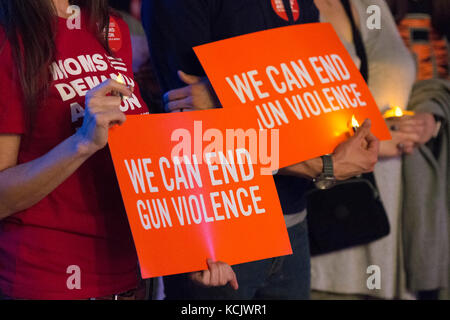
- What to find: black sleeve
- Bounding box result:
[142,0,214,95]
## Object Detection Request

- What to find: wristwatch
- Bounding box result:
[313,155,337,190]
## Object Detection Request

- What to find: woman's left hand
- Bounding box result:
[409,113,438,145]
[387,113,437,146]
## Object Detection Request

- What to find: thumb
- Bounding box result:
[355,118,372,137]
[178,70,202,85]
[206,259,215,270]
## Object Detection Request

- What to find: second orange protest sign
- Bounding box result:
[194,23,391,168]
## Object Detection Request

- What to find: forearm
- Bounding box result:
[278,153,375,181]
[280,120,379,181]
[0,133,94,219]
[278,157,323,180]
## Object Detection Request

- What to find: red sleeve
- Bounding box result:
[0,32,26,134]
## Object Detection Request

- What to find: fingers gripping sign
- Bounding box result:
[163,70,221,113]
[190,259,239,290]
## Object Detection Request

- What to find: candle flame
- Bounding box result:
[394,106,404,117]
[114,74,130,100]
[384,106,415,118]
[116,73,126,85]
[351,115,360,129]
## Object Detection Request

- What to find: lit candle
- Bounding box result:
[116,73,124,82]
[384,106,415,118]
[351,115,360,133]
[115,73,129,101]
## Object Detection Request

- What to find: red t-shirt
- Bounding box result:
[0,14,149,299]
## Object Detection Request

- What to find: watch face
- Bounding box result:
[315,176,336,190]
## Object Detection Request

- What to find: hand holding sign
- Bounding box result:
[190,259,239,290]
[163,71,221,113]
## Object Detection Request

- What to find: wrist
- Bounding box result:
[313,155,337,189]
[306,157,324,179]
[331,153,347,180]
[71,132,98,158]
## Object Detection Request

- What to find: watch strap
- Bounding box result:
[321,155,334,177]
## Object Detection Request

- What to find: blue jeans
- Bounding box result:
[163,219,311,300]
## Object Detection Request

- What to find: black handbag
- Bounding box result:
[306,0,390,256]
[307,174,390,256]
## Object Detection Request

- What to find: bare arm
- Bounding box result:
[278,157,323,180]
[0,80,133,220]
[0,134,95,219]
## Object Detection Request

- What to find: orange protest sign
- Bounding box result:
[108,110,292,278]
[194,23,391,168]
